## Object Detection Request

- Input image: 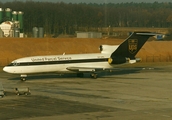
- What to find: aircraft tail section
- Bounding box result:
[107,32,162,65]
[110,32,158,59]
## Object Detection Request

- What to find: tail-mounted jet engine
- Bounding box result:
[99,45,119,54]
[108,57,130,64]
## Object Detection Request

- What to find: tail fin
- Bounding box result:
[111,31,159,59]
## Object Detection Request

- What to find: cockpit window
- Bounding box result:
[13,61,20,66]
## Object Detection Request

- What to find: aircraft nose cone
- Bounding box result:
[3,67,7,72]
[3,66,10,73]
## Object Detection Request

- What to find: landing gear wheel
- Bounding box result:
[20,75,27,81]
[90,73,98,79]
[21,77,26,81]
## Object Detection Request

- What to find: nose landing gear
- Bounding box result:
[20,75,27,81]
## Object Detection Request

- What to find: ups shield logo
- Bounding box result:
[128,39,138,54]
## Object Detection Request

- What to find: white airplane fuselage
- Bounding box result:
[3,53,113,74]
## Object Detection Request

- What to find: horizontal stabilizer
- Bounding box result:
[136,32,162,36]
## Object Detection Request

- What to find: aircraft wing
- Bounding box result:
[66,67,104,72]
[66,67,154,73]
[66,67,140,72]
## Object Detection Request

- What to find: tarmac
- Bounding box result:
[0,62,172,120]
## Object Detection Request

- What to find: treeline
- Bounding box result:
[1,1,172,35]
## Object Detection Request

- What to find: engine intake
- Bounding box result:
[108,57,130,64]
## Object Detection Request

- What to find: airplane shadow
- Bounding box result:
[98,68,142,77]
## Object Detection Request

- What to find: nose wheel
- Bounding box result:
[20,74,27,81]
[21,77,26,81]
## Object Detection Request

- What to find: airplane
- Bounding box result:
[3,31,160,81]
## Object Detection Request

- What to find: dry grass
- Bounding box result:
[0,37,172,66]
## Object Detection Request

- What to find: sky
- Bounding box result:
[0,0,172,4]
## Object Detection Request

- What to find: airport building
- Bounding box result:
[76,32,102,38]
[0,8,24,38]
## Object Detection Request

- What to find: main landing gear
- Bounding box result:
[20,75,27,81]
[90,73,98,79]
[77,73,98,79]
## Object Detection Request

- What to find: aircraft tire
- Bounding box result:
[21,77,26,81]
[90,73,98,79]
[93,74,97,79]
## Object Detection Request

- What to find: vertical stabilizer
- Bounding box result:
[110,32,158,59]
